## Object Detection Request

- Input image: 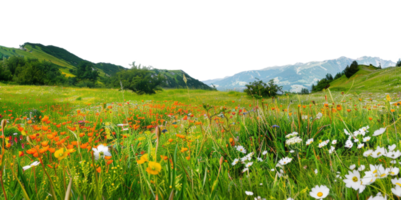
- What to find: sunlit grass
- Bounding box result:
[0,85,400,199]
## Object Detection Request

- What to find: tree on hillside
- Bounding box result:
[73,61,99,83]
[111,62,164,95]
[325,73,333,81]
[344,61,359,78]
[396,59,401,67]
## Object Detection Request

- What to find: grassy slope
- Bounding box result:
[329,65,401,92]
[1,43,212,89]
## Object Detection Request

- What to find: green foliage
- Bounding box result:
[0,56,68,85]
[23,109,43,123]
[396,59,401,67]
[3,127,20,137]
[344,61,359,78]
[111,63,164,94]
[72,61,99,83]
[312,78,331,92]
[300,88,309,94]
[244,79,282,98]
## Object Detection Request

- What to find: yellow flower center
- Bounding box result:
[352,176,358,182]
[373,170,377,173]
[317,192,323,197]
[396,183,401,187]
[100,152,104,156]
[377,152,381,155]
[380,173,386,177]
[58,153,63,157]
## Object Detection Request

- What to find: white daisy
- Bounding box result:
[345,140,353,148]
[363,150,374,157]
[344,170,362,191]
[329,146,335,154]
[22,161,40,171]
[232,158,239,166]
[236,145,247,154]
[373,128,386,136]
[92,144,111,160]
[277,157,293,167]
[306,138,314,146]
[309,185,329,199]
[363,136,371,142]
[392,185,401,197]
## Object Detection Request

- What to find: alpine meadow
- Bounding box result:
[0,43,401,200]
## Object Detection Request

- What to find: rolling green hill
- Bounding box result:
[0,43,212,90]
[329,65,401,92]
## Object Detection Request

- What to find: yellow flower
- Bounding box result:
[137,154,149,164]
[54,148,68,160]
[138,137,146,141]
[387,95,391,101]
[146,161,161,175]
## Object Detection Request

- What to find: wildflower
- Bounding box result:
[277,157,292,167]
[285,136,302,145]
[349,164,356,170]
[242,168,249,173]
[363,150,374,157]
[257,157,263,162]
[54,148,68,160]
[329,146,335,154]
[318,141,328,148]
[146,161,162,175]
[388,144,396,152]
[137,154,149,164]
[386,150,401,159]
[316,113,323,119]
[262,150,268,155]
[236,146,246,154]
[232,159,239,166]
[373,128,386,136]
[272,125,279,128]
[344,170,364,192]
[392,185,401,197]
[306,138,314,146]
[92,144,111,160]
[358,165,365,171]
[245,162,253,168]
[345,140,353,148]
[391,178,401,186]
[22,161,40,171]
[357,144,364,149]
[314,169,318,174]
[371,146,386,158]
[309,185,329,199]
[363,136,371,142]
[245,191,253,196]
[388,167,400,176]
[331,140,337,145]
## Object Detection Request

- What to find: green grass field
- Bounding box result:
[0,85,400,199]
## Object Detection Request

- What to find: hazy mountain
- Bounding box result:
[203,56,396,92]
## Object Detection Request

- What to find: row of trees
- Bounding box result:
[0,56,99,87]
[244,79,283,98]
[311,61,360,92]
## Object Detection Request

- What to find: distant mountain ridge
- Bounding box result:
[202,56,396,92]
